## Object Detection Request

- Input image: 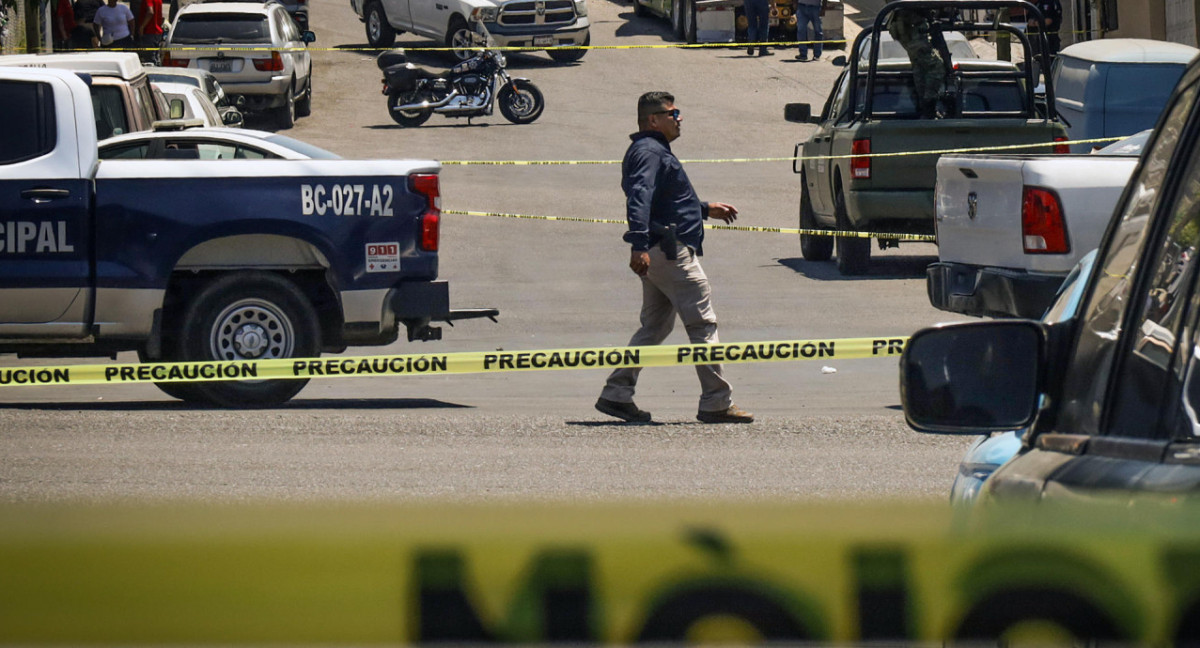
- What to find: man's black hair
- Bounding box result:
[637,91,674,128]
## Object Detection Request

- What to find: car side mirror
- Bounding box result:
[169,98,185,120]
[785,102,816,124]
[222,109,244,127]
[302,30,316,43]
[234,95,247,108]
[901,320,1044,434]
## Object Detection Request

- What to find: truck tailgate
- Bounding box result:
[935,154,1138,274]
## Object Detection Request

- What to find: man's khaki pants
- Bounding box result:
[600,245,733,412]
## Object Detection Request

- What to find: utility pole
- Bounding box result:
[23,0,40,52]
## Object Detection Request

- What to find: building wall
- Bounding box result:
[1065,0,1198,46]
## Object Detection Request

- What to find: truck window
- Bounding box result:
[133,80,160,124]
[1055,81,1200,437]
[170,14,271,42]
[90,85,130,139]
[853,74,1026,118]
[0,80,56,164]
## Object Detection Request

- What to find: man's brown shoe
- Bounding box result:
[696,405,754,424]
[595,397,651,423]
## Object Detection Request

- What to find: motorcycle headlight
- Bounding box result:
[471,6,498,22]
[495,51,506,66]
[574,0,587,16]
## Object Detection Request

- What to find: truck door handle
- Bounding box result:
[21,188,71,201]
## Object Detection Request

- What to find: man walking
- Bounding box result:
[794,0,822,61]
[595,91,754,425]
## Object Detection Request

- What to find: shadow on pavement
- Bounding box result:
[777,254,936,280]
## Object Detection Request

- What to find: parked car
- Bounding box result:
[98,127,341,159]
[1051,38,1197,152]
[0,51,168,138]
[146,66,245,127]
[948,249,1096,504]
[152,81,227,127]
[903,53,1200,509]
[353,0,590,62]
[161,1,315,129]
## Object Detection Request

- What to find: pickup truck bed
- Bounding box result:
[929,153,1138,318]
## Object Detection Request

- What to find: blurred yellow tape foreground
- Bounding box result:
[2,500,1199,643]
[0,336,908,386]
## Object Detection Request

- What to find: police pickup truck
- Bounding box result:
[785,0,1068,275]
[0,66,496,407]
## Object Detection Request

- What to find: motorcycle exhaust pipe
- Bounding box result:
[395,89,460,111]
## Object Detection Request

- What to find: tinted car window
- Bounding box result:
[99,142,152,159]
[0,80,56,165]
[1056,81,1200,436]
[91,85,129,139]
[171,14,271,42]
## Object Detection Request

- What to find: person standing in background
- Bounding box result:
[742,0,772,56]
[794,0,822,61]
[93,0,135,47]
[53,0,77,50]
[137,0,164,61]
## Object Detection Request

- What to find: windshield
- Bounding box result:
[171,14,271,43]
[264,134,341,159]
[91,85,129,139]
[148,72,201,89]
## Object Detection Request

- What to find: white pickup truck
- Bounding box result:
[353,0,590,62]
[928,133,1148,319]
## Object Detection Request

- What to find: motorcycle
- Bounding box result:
[377,29,545,127]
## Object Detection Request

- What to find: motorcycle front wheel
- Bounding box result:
[387,90,432,127]
[497,80,544,124]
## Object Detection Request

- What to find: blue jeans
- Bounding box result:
[795,2,822,57]
[743,0,770,46]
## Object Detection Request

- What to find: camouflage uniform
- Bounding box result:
[885,6,945,118]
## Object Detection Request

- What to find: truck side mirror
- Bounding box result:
[221,109,244,127]
[901,321,1044,433]
[169,98,185,120]
[784,102,814,123]
[302,30,316,43]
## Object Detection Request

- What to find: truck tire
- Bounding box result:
[799,172,833,261]
[295,76,312,118]
[177,272,320,408]
[682,0,696,43]
[632,0,646,17]
[834,191,870,275]
[138,347,205,403]
[671,0,684,38]
[446,16,474,60]
[366,1,397,48]
[275,81,296,130]
[547,33,588,63]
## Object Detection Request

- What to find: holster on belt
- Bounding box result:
[650,222,679,260]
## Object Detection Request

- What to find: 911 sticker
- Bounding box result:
[366,242,400,272]
[301,184,394,216]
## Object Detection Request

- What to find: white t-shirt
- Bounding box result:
[94,2,134,43]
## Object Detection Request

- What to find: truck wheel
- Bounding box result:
[682,0,696,43]
[275,82,296,129]
[177,272,320,408]
[295,76,312,118]
[366,1,397,48]
[834,191,870,275]
[446,16,474,60]
[799,174,833,261]
[671,0,685,39]
[547,33,588,63]
[497,79,545,124]
[387,90,433,126]
[632,0,646,17]
[138,347,205,403]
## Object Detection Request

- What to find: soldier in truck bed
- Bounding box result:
[884,1,955,118]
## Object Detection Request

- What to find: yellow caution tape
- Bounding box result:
[445,208,936,241]
[0,337,907,387]
[441,136,1123,166]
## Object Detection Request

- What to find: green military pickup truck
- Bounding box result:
[785,0,1068,275]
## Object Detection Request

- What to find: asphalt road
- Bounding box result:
[0,0,972,502]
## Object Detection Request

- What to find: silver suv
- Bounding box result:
[162,1,314,128]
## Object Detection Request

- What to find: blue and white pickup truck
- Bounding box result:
[0,66,496,407]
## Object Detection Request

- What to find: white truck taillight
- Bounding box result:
[851,138,871,179]
[1022,186,1069,254]
[410,173,441,252]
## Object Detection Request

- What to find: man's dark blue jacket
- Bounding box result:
[621,131,710,255]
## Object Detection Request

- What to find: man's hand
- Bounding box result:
[708,202,739,223]
[630,250,650,277]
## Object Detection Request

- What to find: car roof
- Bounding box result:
[1058,38,1199,64]
[0,52,145,79]
[178,2,277,15]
